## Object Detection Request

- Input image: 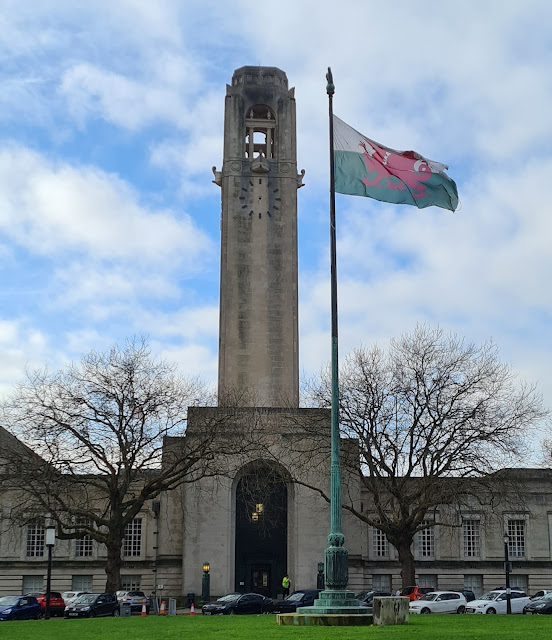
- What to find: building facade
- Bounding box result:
[1,67,551,601]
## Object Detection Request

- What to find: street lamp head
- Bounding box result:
[503,532,509,545]
[202,562,210,573]
[45,525,56,547]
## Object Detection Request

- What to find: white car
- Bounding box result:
[409,591,467,614]
[61,591,90,606]
[465,590,531,614]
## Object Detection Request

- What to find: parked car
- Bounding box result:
[465,590,531,614]
[202,593,272,615]
[62,591,91,607]
[115,590,150,614]
[25,591,65,616]
[454,589,476,602]
[0,595,41,621]
[409,591,467,614]
[355,590,392,609]
[530,590,552,600]
[269,589,321,613]
[64,592,119,618]
[399,586,436,601]
[524,592,552,614]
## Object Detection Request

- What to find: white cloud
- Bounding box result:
[0,145,213,263]
[60,63,194,131]
[0,319,51,397]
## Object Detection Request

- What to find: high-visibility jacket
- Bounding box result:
[282,577,290,589]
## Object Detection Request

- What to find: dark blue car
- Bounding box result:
[0,595,41,620]
[270,589,322,613]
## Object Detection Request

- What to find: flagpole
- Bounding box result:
[324,66,348,593]
[295,70,364,618]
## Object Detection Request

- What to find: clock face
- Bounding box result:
[238,177,281,219]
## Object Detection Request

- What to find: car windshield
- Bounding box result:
[539,593,552,601]
[285,592,306,602]
[479,592,500,601]
[417,594,438,602]
[0,596,20,606]
[216,594,240,602]
[75,594,98,604]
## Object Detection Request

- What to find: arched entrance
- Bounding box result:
[234,462,288,598]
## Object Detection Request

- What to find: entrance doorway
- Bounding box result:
[235,464,287,598]
[251,564,271,597]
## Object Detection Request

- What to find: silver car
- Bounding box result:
[62,591,90,606]
[115,590,150,614]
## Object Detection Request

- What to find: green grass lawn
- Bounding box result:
[1,614,551,640]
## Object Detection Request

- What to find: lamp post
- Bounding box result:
[44,526,56,620]
[201,562,210,604]
[503,532,512,614]
[317,562,324,590]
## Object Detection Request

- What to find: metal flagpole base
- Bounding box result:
[295,540,365,615]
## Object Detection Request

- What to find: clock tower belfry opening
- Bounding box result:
[245,104,276,159]
[214,66,305,408]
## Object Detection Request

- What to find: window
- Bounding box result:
[463,519,481,557]
[121,575,141,590]
[123,519,142,557]
[464,574,483,597]
[417,574,437,588]
[372,574,392,592]
[417,523,435,557]
[507,520,526,558]
[72,575,93,591]
[23,575,43,592]
[510,575,527,592]
[372,526,389,557]
[75,518,93,557]
[26,522,45,557]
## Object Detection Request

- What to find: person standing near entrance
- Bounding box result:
[282,575,291,597]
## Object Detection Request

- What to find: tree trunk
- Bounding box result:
[105,534,123,593]
[396,539,416,588]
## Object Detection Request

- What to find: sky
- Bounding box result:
[1,0,552,450]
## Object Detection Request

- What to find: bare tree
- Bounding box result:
[305,325,546,587]
[0,339,237,592]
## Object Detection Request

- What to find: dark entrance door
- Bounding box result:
[235,466,287,599]
[251,564,271,597]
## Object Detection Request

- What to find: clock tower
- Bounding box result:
[213,66,304,407]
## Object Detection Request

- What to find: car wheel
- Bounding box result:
[113,608,120,617]
[420,608,431,614]
[229,608,235,615]
[486,608,496,614]
[457,606,466,614]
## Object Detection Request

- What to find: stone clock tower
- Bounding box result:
[213,66,304,408]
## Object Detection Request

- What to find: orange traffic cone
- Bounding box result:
[160,600,166,615]
[190,602,195,616]
[141,602,147,616]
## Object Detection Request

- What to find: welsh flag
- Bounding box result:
[333,115,459,211]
